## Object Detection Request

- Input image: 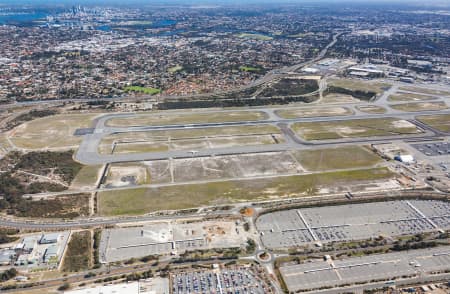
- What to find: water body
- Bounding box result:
[96,25,111,31]
[96,19,177,34]
[0,12,47,25]
[152,19,176,27]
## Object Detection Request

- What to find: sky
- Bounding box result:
[0,0,446,3]
[0,0,449,8]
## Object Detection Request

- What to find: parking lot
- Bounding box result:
[412,142,450,156]
[280,246,450,292]
[256,200,450,249]
[172,265,271,294]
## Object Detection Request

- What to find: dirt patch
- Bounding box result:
[104,164,150,188]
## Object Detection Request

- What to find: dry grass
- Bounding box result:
[275,107,352,119]
[9,113,99,150]
[356,105,386,114]
[388,93,437,102]
[62,231,92,272]
[71,165,103,189]
[417,114,450,132]
[292,146,381,171]
[98,167,394,215]
[292,118,421,140]
[106,110,267,127]
[398,86,450,96]
[389,102,447,112]
[328,79,391,94]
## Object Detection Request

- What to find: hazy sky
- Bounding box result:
[1,0,449,7]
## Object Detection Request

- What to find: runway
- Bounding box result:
[75,103,450,165]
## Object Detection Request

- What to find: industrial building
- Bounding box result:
[39,233,60,244]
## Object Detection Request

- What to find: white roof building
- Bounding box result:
[395,154,414,163]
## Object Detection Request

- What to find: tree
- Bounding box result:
[58,282,71,291]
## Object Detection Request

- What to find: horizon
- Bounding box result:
[1,0,449,6]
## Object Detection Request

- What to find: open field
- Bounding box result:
[0,133,12,157]
[9,113,99,150]
[22,193,90,218]
[328,79,391,94]
[62,231,91,272]
[104,163,150,188]
[98,167,394,215]
[111,141,169,154]
[105,161,173,187]
[388,92,437,102]
[292,146,381,171]
[239,66,262,72]
[258,78,318,98]
[417,114,450,132]
[275,106,352,119]
[172,152,300,183]
[105,135,283,155]
[98,125,282,154]
[123,86,161,95]
[70,165,103,189]
[355,105,386,114]
[399,86,450,96]
[106,110,268,127]
[320,93,360,104]
[103,148,382,187]
[104,152,301,186]
[237,33,273,40]
[291,118,421,140]
[389,101,447,112]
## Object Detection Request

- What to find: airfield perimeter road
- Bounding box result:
[75,103,450,164]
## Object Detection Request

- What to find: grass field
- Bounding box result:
[417,114,450,132]
[399,86,450,97]
[168,65,183,73]
[388,93,437,102]
[237,33,273,40]
[293,146,381,171]
[70,165,103,189]
[100,125,280,146]
[111,142,169,154]
[328,79,391,94]
[275,106,352,119]
[123,86,161,95]
[292,118,421,140]
[320,93,360,104]
[62,231,91,272]
[106,111,267,127]
[356,105,387,114]
[9,113,99,150]
[99,125,282,154]
[239,66,262,72]
[389,102,447,112]
[100,132,283,155]
[98,167,394,215]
